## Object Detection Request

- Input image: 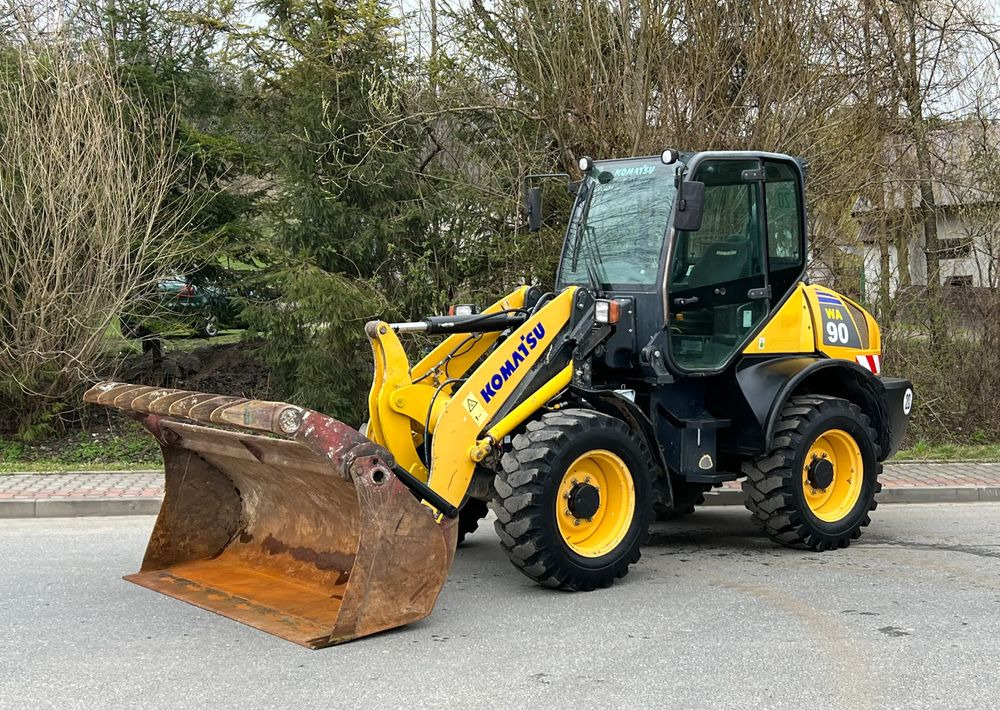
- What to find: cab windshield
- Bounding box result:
[557,158,678,288]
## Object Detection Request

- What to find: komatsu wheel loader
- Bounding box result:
[86,150,914,648]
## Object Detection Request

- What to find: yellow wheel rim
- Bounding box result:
[556,449,635,558]
[802,428,864,523]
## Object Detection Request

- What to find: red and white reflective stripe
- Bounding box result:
[855,354,881,374]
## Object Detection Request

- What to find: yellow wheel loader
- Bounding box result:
[86,150,914,648]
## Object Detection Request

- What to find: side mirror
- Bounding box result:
[526,186,542,232]
[673,180,705,232]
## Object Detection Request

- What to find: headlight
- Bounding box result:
[578,156,594,172]
[594,299,621,324]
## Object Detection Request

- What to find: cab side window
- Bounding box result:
[764,161,805,297]
[682,182,760,287]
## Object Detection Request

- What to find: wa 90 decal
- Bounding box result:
[819,304,862,348]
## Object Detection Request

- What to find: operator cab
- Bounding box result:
[553,151,807,377]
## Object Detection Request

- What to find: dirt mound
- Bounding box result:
[116,343,271,399]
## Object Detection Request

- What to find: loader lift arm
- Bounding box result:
[366,286,592,511]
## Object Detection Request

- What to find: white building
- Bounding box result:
[852,125,1000,302]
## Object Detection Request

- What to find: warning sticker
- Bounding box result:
[465,394,489,426]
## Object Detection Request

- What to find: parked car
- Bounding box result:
[120,275,239,345]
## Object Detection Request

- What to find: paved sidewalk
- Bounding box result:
[0,470,164,518]
[0,471,163,500]
[715,461,1000,489]
[1,463,999,518]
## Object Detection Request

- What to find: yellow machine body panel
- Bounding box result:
[805,284,882,372]
[743,282,882,373]
[428,287,577,507]
[743,283,815,356]
[365,287,531,482]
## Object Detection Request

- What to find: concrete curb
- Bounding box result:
[701,486,1000,507]
[2,485,999,519]
[0,497,162,519]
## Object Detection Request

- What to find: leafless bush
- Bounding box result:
[881,286,1000,444]
[0,41,191,431]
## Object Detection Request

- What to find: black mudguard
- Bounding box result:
[880,377,914,457]
[735,355,912,461]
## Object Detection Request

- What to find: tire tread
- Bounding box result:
[741,395,882,551]
[490,409,655,591]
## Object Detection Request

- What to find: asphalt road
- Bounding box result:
[2,504,999,710]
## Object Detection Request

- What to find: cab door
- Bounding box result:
[667,158,770,372]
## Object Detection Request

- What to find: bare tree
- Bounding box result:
[0,40,191,429]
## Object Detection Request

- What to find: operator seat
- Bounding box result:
[686,238,750,287]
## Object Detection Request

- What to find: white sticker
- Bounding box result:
[465,394,489,426]
[743,310,753,328]
[902,388,913,416]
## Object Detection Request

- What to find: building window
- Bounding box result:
[939,238,972,259]
[947,275,974,288]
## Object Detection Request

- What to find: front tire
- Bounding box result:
[491,409,655,591]
[742,395,881,551]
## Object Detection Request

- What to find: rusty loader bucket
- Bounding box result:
[84,382,457,649]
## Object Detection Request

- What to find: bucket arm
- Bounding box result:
[366,286,597,512]
[427,287,580,507]
[365,286,533,482]
[80,286,599,648]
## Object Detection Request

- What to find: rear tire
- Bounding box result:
[655,480,711,520]
[201,314,219,338]
[456,498,489,546]
[491,409,654,591]
[742,395,881,551]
